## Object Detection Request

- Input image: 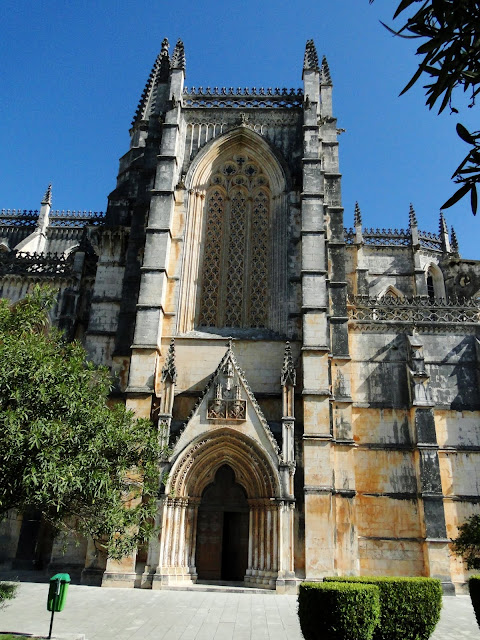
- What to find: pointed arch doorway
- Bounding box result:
[196,465,249,581]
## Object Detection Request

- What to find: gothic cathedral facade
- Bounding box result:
[1,39,480,594]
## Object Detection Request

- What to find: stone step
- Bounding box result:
[165,580,276,594]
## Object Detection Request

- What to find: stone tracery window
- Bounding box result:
[198,156,270,329]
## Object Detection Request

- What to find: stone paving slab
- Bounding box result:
[0,581,478,639]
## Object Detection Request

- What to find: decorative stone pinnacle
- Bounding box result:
[408,203,417,228]
[226,337,234,352]
[281,342,296,387]
[439,211,449,236]
[171,39,186,71]
[320,56,332,85]
[451,226,459,253]
[41,183,52,206]
[354,201,362,227]
[161,338,177,383]
[132,40,170,124]
[303,39,319,71]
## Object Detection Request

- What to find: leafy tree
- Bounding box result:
[0,286,163,560]
[370,0,480,213]
[452,514,480,569]
[0,582,17,610]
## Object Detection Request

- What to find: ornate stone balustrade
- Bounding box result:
[183,87,303,109]
[0,251,74,277]
[50,210,105,227]
[0,210,38,227]
[344,227,443,251]
[348,294,480,325]
[0,209,105,228]
[418,230,442,251]
[344,228,355,245]
[364,228,410,247]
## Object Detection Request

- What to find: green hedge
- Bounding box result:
[324,576,442,640]
[469,576,480,627]
[0,582,17,610]
[298,581,380,640]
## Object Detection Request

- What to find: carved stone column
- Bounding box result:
[156,338,177,452]
[276,500,297,593]
[142,339,177,586]
[151,497,193,588]
[407,333,454,593]
[281,342,296,499]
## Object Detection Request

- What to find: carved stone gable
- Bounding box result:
[172,343,280,460]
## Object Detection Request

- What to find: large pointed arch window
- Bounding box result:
[198,156,271,329]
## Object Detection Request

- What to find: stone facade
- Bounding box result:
[1,39,480,594]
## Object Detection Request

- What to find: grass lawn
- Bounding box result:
[0,635,39,639]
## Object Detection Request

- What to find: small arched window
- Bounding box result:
[426,264,446,300]
[426,274,435,300]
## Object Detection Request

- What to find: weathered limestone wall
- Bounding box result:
[348,329,480,588]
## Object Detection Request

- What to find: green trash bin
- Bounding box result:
[47,573,71,612]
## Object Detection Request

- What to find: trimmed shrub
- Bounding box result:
[0,582,17,609]
[324,576,442,640]
[298,581,380,640]
[468,575,480,627]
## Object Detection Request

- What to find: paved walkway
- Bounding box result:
[0,581,478,639]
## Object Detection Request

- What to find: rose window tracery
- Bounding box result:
[198,156,271,329]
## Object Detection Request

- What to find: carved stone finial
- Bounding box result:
[161,37,169,54]
[320,56,332,85]
[354,201,362,227]
[281,342,296,387]
[159,37,170,82]
[303,39,319,71]
[161,338,177,383]
[409,203,417,228]
[171,39,186,71]
[451,226,459,254]
[227,337,233,352]
[41,184,52,206]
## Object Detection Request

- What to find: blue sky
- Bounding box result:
[1,0,478,258]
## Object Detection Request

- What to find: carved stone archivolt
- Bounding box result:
[168,428,279,499]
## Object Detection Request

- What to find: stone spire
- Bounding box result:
[131,38,170,124]
[171,39,186,71]
[439,212,451,253]
[303,39,319,71]
[409,203,417,228]
[281,342,296,387]
[36,183,52,239]
[354,201,362,227]
[320,56,332,85]
[161,338,177,383]
[450,226,459,255]
[41,183,52,206]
